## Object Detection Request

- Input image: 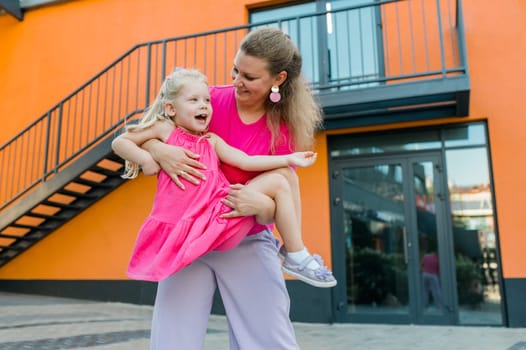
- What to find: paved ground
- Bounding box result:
[0,291,525,349]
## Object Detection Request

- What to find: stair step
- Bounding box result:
[25,212,66,220]
[0,233,40,241]
[57,189,98,199]
[41,200,84,210]
[90,165,122,177]
[8,223,55,231]
[73,178,114,188]
[0,245,26,251]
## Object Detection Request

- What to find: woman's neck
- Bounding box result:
[236,103,266,124]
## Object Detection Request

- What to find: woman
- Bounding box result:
[142,28,324,349]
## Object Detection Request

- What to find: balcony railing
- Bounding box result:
[0,0,468,211]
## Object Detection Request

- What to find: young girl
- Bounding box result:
[112,68,336,287]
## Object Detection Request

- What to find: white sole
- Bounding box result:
[281,266,337,288]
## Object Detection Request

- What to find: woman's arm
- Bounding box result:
[112,121,172,176]
[142,139,207,186]
[209,133,317,170]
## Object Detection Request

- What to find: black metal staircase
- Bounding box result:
[0,137,126,267]
[0,0,470,268]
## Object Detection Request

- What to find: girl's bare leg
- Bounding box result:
[246,169,337,288]
[245,170,304,252]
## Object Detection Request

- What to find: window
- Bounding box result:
[250,0,383,91]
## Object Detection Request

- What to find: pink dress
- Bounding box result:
[126,127,256,281]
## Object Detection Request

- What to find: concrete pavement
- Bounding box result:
[0,292,525,349]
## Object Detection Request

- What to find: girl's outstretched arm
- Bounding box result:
[209,133,317,171]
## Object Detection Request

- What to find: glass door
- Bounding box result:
[330,153,457,324]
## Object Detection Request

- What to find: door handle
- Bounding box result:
[403,227,408,264]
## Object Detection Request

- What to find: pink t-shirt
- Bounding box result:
[209,85,294,234]
[422,253,439,275]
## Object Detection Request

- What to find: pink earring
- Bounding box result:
[269,85,281,103]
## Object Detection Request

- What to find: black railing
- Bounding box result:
[0,0,467,211]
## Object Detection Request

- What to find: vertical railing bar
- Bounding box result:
[183,39,188,68]
[54,106,63,175]
[161,40,167,81]
[111,66,117,131]
[124,55,131,128]
[65,100,72,168]
[5,143,11,198]
[0,143,5,202]
[135,50,141,115]
[87,81,93,142]
[193,37,197,68]
[371,3,379,81]
[99,72,105,136]
[311,17,317,85]
[33,122,41,188]
[11,139,19,198]
[145,43,152,108]
[22,128,30,195]
[347,10,353,84]
[203,37,207,76]
[174,40,179,68]
[456,0,468,73]
[395,1,404,74]
[6,142,13,198]
[0,146,6,202]
[67,97,73,161]
[358,8,365,83]
[103,72,109,143]
[407,0,417,73]
[435,0,447,76]
[117,61,123,130]
[42,112,51,179]
[223,32,227,84]
[156,44,160,99]
[421,0,431,72]
[212,34,217,83]
[81,89,87,149]
[333,12,342,84]
[382,4,390,78]
[446,0,458,66]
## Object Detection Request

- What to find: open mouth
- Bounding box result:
[195,113,208,122]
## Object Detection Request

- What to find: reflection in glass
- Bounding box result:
[343,164,409,315]
[444,123,487,147]
[446,148,502,325]
[330,128,441,158]
[414,161,446,316]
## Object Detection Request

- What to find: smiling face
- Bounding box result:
[165,79,212,135]
[231,51,286,112]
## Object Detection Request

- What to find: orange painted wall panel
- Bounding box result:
[1,0,526,281]
[461,0,526,278]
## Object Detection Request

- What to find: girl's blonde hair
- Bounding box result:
[121,68,208,178]
[240,27,324,152]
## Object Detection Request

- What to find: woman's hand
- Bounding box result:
[142,139,207,189]
[220,184,275,224]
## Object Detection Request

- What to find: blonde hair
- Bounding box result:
[240,27,323,151]
[122,68,208,178]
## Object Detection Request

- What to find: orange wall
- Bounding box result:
[1,0,526,280]
[461,0,526,278]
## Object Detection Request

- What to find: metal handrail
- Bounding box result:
[0,0,466,211]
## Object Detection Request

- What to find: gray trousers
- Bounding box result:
[150,229,300,350]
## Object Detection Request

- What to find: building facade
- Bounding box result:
[1,0,525,328]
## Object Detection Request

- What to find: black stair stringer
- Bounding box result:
[0,136,126,267]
